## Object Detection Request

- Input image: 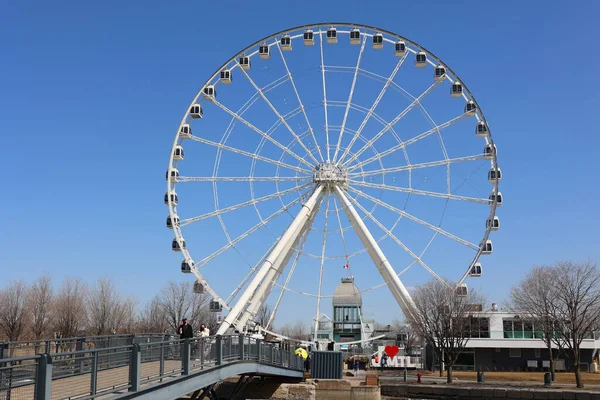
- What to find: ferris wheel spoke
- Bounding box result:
[226,241,277,306]
[237,57,320,166]
[194,188,312,270]
[348,187,479,250]
[267,192,323,329]
[188,134,311,174]
[347,112,471,172]
[318,29,331,162]
[332,35,367,162]
[313,191,331,341]
[274,40,325,163]
[350,154,486,179]
[180,176,310,183]
[349,180,490,205]
[336,53,409,165]
[180,183,312,226]
[210,98,314,169]
[345,192,451,287]
[342,81,442,167]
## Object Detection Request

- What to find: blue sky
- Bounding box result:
[1,0,599,328]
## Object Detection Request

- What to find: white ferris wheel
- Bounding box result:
[165,23,501,339]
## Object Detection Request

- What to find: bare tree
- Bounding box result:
[255,303,274,329]
[391,318,420,355]
[87,278,129,335]
[279,318,311,341]
[138,296,169,333]
[158,281,210,334]
[53,277,87,339]
[510,266,559,380]
[408,278,485,383]
[28,274,54,340]
[0,280,28,342]
[548,261,600,388]
[119,296,138,333]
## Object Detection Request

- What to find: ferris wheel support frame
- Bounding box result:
[216,184,325,335]
[333,185,418,322]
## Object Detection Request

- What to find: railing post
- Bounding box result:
[256,339,263,362]
[159,341,165,381]
[90,351,98,395]
[129,344,141,392]
[215,336,223,366]
[75,337,85,373]
[279,344,284,366]
[239,335,245,361]
[182,338,190,375]
[35,354,52,400]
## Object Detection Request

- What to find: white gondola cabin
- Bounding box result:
[465,100,477,115]
[486,216,500,231]
[394,41,406,57]
[476,121,488,136]
[238,56,251,70]
[488,167,502,182]
[203,85,216,100]
[166,214,180,229]
[193,280,205,293]
[469,263,482,277]
[303,29,314,46]
[182,259,194,274]
[451,81,463,98]
[350,28,361,44]
[220,69,232,84]
[415,51,427,68]
[190,104,203,119]
[164,191,178,206]
[434,65,446,81]
[166,168,179,183]
[484,143,497,159]
[489,191,503,206]
[456,284,468,297]
[281,34,292,51]
[326,27,337,44]
[372,33,383,49]
[173,145,184,161]
[209,300,223,312]
[480,240,493,254]
[172,237,186,252]
[179,124,191,139]
[259,44,270,59]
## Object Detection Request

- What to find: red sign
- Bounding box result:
[384,345,399,358]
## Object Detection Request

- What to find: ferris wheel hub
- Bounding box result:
[313,162,349,188]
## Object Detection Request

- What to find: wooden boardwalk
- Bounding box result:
[1,360,188,400]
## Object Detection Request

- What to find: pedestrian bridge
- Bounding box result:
[0,334,304,400]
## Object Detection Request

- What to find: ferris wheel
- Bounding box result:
[165,23,501,337]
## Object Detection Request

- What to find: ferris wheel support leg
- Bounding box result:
[216,185,324,335]
[236,218,310,329]
[333,185,418,321]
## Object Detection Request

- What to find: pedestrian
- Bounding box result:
[198,323,210,337]
[353,358,360,376]
[178,318,194,339]
[381,354,387,372]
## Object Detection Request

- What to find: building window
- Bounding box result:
[509,348,521,358]
[535,348,541,358]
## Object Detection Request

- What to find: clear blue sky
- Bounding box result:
[1,0,599,328]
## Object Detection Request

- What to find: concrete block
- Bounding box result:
[493,388,508,399]
[533,390,549,400]
[520,389,535,399]
[562,391,577,400]
[545,391,563,400]
[506,389,522,400]
[351,386,381,400]
[575,392,591,400]
[431,386,446,396]
[444,386,460,397]
[312,379,351,390]
[589,393,600,400]
[480,387,496,399]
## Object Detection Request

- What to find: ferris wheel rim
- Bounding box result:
[166,22,500,323]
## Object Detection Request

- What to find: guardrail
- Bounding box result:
[0,335,304,400]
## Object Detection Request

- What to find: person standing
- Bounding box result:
[353,358,360,376]
[178,318,194,339]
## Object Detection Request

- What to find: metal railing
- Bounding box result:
[0,335,304,400]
